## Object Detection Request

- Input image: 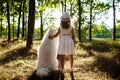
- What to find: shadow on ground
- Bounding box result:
[0,39,19,48]
[79,41,120,79]
[28,70,74,80]
[93,51,120,79]
[0,47,37,65]
[79,41,120,53]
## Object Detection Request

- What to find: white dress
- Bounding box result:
[58,26,75,55]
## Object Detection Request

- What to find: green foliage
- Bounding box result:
[34,28,40,39]
[0,0,120,40]
[0,24,7,37]
[81,23,112,40]
[94,24,111,38]
[116,23,120,38]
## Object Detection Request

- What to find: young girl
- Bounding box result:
[49,12,75,72]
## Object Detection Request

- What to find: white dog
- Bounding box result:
[36,28,59,77]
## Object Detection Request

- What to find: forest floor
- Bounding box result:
[0,39,120,80]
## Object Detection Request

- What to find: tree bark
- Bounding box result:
[78,0,82,42]
[17,0,22,38]
[40,11,43,40]
[0,17,2,38]
[89,0,93,41]
[65,0,66,12]
[22,0,26,39]
[26,0,35,48]
[13,14,15,38]
[113,0,116,40]
[7,0,11,41]
[61,0,64,13]
[38,0,43,40]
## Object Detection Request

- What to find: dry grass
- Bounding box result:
[0,39,120,80]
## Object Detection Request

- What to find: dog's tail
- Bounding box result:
[36,68,50,77]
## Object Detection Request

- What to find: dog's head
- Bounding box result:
[48,28,55,36]
[41,28,58,41]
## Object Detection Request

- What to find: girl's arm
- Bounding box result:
[49,28,60,39]
[71,28,75,46]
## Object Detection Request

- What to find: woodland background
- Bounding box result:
[0,0,120,80]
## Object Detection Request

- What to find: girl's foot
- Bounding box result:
[59,68,64,73]
[54,68,60,73]
[70,67,73,72]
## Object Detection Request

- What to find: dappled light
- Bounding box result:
[1,39,120,79]
[79,40,120,53]
[94,51,120,79]
[1,0,120,80]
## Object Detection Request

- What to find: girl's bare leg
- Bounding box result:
[69,55,73,69]
[60,55,65,69]
[57,55,60,69]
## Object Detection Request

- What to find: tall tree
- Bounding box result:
[113,0,116,40]
[6,0,11,41]
[89,0,93,41]
[38,0,44,40]
[22,0,26,39]
[0,0,3,38]
[17,0,23,38]
[26,0,35,48]
[12,0,15,38]
[65,0,66,12]
[78,0,82,41]
[12,15,15,38]
[61,0,64,13]
[40,11,43,40]
[113,0,120,40]
[61,0,67,12]
[0,17,2,38]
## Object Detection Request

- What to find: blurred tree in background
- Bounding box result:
[0,0,120,44]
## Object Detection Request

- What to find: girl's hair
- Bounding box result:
[61,21,70,29]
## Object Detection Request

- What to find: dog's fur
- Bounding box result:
[36,28,59,77]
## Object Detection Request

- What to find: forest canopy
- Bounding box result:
[0,0,120,41]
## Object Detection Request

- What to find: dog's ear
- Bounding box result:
[49,27,53,30]
[49,28,53,32]
[48,28,52,36]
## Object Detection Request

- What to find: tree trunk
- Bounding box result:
[0,17,2,38]
[13,14,15,38]
[70,2,72,17]
[89,0,93,41]
[61,0,64,13]
[22,0,26,39]
[7,0,11,41]
[38,0,44,40]
[64,0,66,12]
[12,0,14,38]
[113,0,116,40]
[40,11,43,40]
[78,0,82,42]
[26,0,35,48]
[17,0,22,38]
